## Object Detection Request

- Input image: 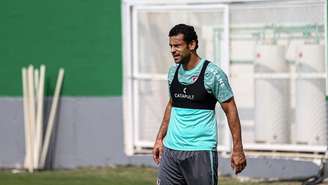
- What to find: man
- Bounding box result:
[153,24,246,185]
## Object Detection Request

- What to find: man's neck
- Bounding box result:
[182,53,200,71]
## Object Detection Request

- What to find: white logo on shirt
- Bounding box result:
[174,93,194,100]
[174,87,194,100]
[219,78,225,87]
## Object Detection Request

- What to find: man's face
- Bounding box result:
[169,34,194,64]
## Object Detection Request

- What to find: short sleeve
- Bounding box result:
[205,63,233,103]
[167,64,178,98]
[168,64,178,86]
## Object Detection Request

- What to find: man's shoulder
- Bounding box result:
[168,64,178,72]
[205,61,226,76]
[168,64,178,83]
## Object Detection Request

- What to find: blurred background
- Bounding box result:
[0,0,327,184]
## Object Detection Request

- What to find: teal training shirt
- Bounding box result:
[163,58,233,151]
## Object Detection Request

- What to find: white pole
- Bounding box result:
[39,68,64,169]
[34,69,39,99]
[33,68,39,169]
[325,0,328,95]
[27,65,35,172]
[22,68,31,170]
[34,65,45,169]
[122,2,135,155]
[222,5,232,153]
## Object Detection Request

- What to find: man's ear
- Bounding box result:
[188,40,196,51]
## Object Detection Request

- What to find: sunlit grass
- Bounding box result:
[0,166,301,185]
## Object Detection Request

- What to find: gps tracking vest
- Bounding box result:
[170,60,217,110]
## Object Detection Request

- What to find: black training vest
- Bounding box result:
[170,60,217,110]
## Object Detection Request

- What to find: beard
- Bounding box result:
[174,53,191,65]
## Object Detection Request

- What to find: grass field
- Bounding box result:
[0,166,302,185]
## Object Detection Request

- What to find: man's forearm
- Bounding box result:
[155,99,172,142]
[222,98,247,174]
[222,98,243,152]
[226,108,243,151]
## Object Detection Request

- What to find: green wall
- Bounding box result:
[0,0,122,96]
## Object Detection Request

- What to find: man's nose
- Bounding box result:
[171,47,176,53]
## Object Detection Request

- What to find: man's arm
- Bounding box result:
[220,97,247,174]
[152,98,172,164]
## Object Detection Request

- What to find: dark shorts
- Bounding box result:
[157,147,218,185]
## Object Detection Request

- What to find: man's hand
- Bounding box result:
[152,140,163,165]
[231,150,247,174]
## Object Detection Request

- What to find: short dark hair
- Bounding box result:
[169,24,198,50]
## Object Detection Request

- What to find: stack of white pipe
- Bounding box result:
[254,45,290,144]
[21,65,64,172]
[295,44,327,145]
